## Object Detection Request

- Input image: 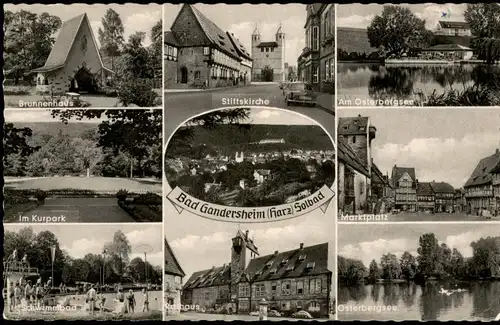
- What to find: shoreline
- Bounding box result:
[338,60,500,65]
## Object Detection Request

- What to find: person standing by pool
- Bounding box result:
[24,280,32,306]
[9,282,15,312]
[86,284,97,315]
[14,282,22,308]
[126,289,136,314]
[142,288,149,312]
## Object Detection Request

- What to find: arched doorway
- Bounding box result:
[261,66,274,82]
[180,67,188,84]
[70,67,97,93]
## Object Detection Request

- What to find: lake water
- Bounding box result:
[337,281,500,321]
[337,63,500,106]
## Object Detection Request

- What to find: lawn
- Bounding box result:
[5,176,161,194]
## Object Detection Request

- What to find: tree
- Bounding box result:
[450,248,467,279]
[4,123,40,175]
[338,256,366,285]
[50,109,162,179]
[98,9,125,71]
[71,138,103,177]
[470,236,500,278]
[368,259,381,284]
[464,4,500,38]
[417,233,441,279]
[380,253,401,280]
[367,5,430,57]
[148,20,163,84]
[4,10,62,82]
[400,251,417,281]
[103,230,132,277]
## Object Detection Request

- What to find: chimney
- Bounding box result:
[245,230,249,239]
[274,250,278,255]
[300,243,304,249]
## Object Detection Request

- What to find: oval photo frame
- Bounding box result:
[164,106,336,223]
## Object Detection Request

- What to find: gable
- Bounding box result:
[171,5,211,47]
[165,238,185,277]
[398,172,413,183]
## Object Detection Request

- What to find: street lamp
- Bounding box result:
[135,244,153,287]
[102,249,108,288]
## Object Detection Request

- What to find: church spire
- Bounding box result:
[276,21,283,34]
[252,22,260,35]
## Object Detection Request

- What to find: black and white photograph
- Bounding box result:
[337,223,500,321]
[164,4,334,115]
[337,3,500,107]
[4,109,162,223]
[4,4,162,108]
[164,208,335,320]
[164,107,335,209]
[338,108,500,222]
[3,224,163,320]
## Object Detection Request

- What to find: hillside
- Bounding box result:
[12,122,99,138]
[183,124,334,150]
[337,27,378,56]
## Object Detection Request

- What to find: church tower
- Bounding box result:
[251,25,261,58]
[275,24,286,82]
[230,230,259,298]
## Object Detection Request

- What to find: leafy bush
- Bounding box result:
[118,200,161,222]
[5,194,30,205]
[34,190,48,201]
[133,192,161,205]
[116,79,158,107]
[116,189,129,201]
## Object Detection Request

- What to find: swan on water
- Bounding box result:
[494,312,500,321]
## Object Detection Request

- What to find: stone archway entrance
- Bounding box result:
[180,67,188,84]
[261,66,274,82]
[70,67,98,93]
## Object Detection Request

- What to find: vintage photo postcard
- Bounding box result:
[164,4,334,113]
[337,223,500,321]
[3,224,163,320]
[4,109,162,223]
[337,3,500,107]
[4,4,162,108]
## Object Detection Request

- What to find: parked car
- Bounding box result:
[391,209,400,215]
[269,310,281,317]
[292,310,313,319]
[249,311,260,316]
[284,82,316,106]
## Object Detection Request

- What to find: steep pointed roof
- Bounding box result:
[464,150,500,187]
[226,32,252,61]
[276,24,284,35]
[32,13,111,73]
[252,25,260,35]
[164,238,185,277]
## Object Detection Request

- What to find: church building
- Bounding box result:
[251,25,286,82]
[32,13,113,95]
[181,230,331,318]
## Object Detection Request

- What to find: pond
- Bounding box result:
[337,281,500,321]
[337,63,500,106]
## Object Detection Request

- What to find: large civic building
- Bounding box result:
[164,4,252,89]
[181,230,331,318]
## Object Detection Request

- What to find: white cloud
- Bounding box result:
[339,238,415,266]
[337,14,375,28]
[61,238,103,259]
[255,110,281,119]
[374,132,499,188]
[443,231,481,258]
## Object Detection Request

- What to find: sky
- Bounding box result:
[5,4,161,47]
[164,3,307,66]
[337,3,467,29]
[164,200,336,283]
[5,110,104,124]
[4,224,163,266]
[338,108,500,189]
[338,223,500,267]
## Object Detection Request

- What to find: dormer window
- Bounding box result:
[266,261,273,267]
[286,265,294,271]
[299,254,306,261]
[281,259,288,265]
[360,126,366,131]
[306,262,315,269]
[270,268,277,274]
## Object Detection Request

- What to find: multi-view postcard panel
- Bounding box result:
[4,3,162,109]
[164,105,336,321]
[4,108,163,224]
[337,108,500,223]
[337,3,500,107]
[3,223,164,320]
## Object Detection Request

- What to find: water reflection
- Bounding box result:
[338,63,500,105]
[338,281,500,321]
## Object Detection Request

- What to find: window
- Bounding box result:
[281,281,290,295]
[270,268,277,274]
[313,66,319,83]
[315,278,321,294]
[330,60,334,79]
[194,71,201,79]
[324,11,330,39]
[352,136,356,143]
[271,283,277,294]
[325,60,329,80]
[312,26,319,51]
[271,47,274,52]
[309,279,315,294]
[286,265,294,271]
[239,283,250,297]
[255,284,265,297]
[266,48,269,52]
[203,47,210,55]
[297,281,303,294]
[174,276,181,284]
[261,48,264,52]
[299,255,306,261]
[308,302,320,312]
[281,259,288,265]
[204,292,209,301]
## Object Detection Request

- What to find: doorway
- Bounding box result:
[180,67,188,83]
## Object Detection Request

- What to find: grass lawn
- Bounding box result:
[4,201,41,221]
[5,176,161,194]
